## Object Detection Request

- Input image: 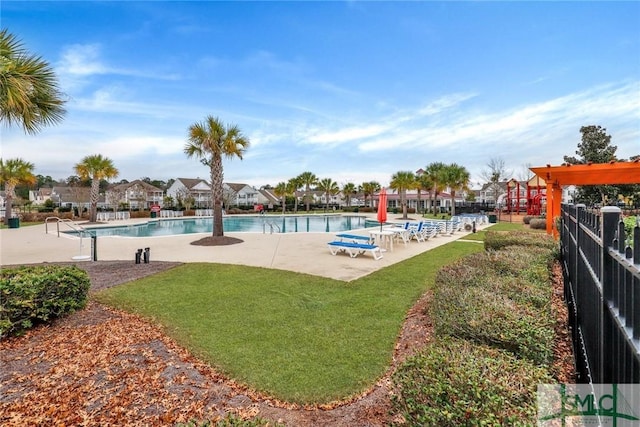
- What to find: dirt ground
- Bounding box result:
[0,260,574,426]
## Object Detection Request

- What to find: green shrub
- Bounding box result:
[484,230,557,254]
[436,247,553,304]
[177,414,282,427]
[431,282,554,365]
[432,241,556,365]
[488,245,556,279]
[529,218,547,230]
[391,339,553,426]
[623,216,637,247]
[0,265,91,339]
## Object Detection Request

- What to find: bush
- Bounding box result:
[435,250,551,309]
[177,414,282,426]
[522,215,534,224]
[0,265,91,339]
[432,241,556,365]
[484,230,557,253]
[529,218,547,230]
[391,339,553,426]
[20,211,73,222]
[431,282,554,365]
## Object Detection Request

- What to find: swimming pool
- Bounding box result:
[71,215,375,237]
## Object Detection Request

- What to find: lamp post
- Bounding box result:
[508,179,516,223]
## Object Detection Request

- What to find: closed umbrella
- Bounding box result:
[377,188,388,231]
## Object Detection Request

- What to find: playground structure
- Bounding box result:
[529,161,640,236]
[503,176,546,216]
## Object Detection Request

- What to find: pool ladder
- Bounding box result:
[45,216,85,237]
[263,220,281,234]
[45,216,95,260]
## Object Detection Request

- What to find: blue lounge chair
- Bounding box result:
[327,241,383,260]
[335,233,373,244]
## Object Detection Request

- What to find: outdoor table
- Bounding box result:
[369,230,395,252]
[386,227,410,246]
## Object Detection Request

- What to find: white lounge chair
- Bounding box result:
[327,241,383,260]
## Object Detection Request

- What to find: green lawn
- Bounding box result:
[462,221,533,241]
[95,241,483,404]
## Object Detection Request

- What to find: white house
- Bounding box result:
[224,183,260,207]
[50,186,106,209]
[106,180,164,209]
[257,188,281,208]
[166,178,211,208]
[28,188,53,205]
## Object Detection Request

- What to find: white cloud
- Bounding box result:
[58,44,107,76]
[358,80,640,153]
[57,43,180,87]
[306,124,389,144]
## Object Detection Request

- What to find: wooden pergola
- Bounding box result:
[529,160,640,236]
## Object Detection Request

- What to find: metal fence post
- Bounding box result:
[601,207,621,303]
[601,206,621,384]
[91,235,97,261]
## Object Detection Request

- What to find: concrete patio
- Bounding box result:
[0,215,490,281]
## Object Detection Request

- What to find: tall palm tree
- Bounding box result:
[415,172,434,215]
[361,181,381,208]
[185,116,249,240]
[442,163,471,217]
[273,181,288,214]
[390,171,416,220]
[0,158,36,224]
[424,162,448,216]
[342,182,356,208]
[0,29,66,134]
[317,178,339,211]
[297,171,318,212]
[74,154,118,222]
[287,177,301,213]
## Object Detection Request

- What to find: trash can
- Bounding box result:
[7,217,20,228]
[488,214,497,224]
[150,211,157,218]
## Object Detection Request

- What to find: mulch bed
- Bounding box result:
[0,260,574,426]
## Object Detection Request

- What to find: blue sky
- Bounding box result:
[2,1,639,189]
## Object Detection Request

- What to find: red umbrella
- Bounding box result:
[377,188,388,231]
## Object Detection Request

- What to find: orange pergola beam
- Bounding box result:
[529,160,640,236]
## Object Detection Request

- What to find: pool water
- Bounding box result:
[73,215,374,237]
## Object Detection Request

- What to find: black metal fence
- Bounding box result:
[560,204,640,384]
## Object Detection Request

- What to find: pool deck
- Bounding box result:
[0,215,490,281]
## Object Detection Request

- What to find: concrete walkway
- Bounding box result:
[0,215,491,281]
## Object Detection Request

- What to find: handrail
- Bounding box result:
[45,216,86,237]
[262,220,281,234]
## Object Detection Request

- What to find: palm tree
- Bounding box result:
[390,171,416,220]
[415,172,434,215]
[442,163,471,217]
[0,29,66,134]
[424,162,448,216]
[361,181,381,208]
[273,181,288,214]
[287,177,301,213]
[298,171,318,212]
[0,158,36,224]
[74,154,119,222]
[185,116,249,240]
[317,178,339,211]
[342,182,356,208]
